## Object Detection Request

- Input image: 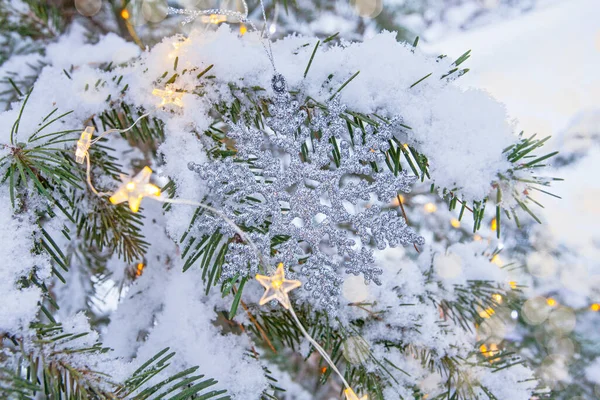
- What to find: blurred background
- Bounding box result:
[2,0,598,397]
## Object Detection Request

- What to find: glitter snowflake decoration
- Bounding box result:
[189,74,424,312]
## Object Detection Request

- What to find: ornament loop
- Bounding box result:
[271,74,287,94]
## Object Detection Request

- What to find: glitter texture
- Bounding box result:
[189,75,424,312]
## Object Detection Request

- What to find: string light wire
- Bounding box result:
[158,197,267,270]
[90,110,154,146]
[77,3,366,396]
[288,304,351,390]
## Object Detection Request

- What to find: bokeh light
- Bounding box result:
[522,296,551,325]
[526,251,557,278]
[350,0,383,19]
[75,0,102,17]
[424,202,437,213]
[548,306,577,334]
[142,0,168,23]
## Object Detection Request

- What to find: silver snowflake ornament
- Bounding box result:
[189,74,424,313]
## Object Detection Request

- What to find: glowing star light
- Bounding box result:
[75,126,95,164]
[344,388,368,400]
[255,263,301,309]
[200,13,227,24]
[152,88,184,107]
[109,166,161,212]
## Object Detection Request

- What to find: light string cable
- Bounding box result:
[288,304,351,390]
[78,3,361,395]
[158,197,267,271]
[77,123,266,267]
[81,109,156,196]
[245,3,361,393]
[169,2,360,394]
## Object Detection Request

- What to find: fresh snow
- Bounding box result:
[0,5,573,398]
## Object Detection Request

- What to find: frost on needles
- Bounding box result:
[0,23,554,399]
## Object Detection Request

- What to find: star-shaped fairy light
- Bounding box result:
[255,263,301,309]
[344,388,368,400]
[152,88,184,107]
[109,166,161,212]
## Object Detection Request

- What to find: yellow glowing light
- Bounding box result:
[200,14,227,24]
[480,343,500,360]
[271,278,283,289]
[255,263,301,309]
[239,24,248,35]
[344,388,368,400]
[391,195,405,206]
[424,203,437,213]
[75,126,95,164]
[479,307,495,319]
[491,254,503,266]
[320,366,327,374]
[402,143,409,149]
[492,294,503,304]
[172,40,187,50]
[169,40,188,58]
[121,9,130,20]
[546,298,557,307]
[591,303,600,312]
[509,281,517,289]
[152,88,184,107]
[109,166,161,213]
[473,234,482,241]
[491,217,497,231]
[450,218,460,228]
[135,262,145,277]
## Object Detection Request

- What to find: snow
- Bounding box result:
[585,358,600,384]
[423,1,600,395]
[426,0,600,301]
[0,191,51,333]
[114,26,521,203]
[45,23,141,69]
[100,200,268,397]
[426,0,600,230]
[433,242,508,289]
[130,271,268,398]
[476,362,537,400]
[0,4,579,398]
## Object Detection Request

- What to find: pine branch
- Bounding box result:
[2,322,231,400]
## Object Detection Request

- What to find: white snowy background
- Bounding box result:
[428,0,600,263]
[1,0,599,397]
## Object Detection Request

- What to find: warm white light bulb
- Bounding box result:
[76,126,95,164]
